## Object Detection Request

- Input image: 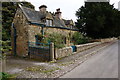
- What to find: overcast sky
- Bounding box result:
[22,0,120,22]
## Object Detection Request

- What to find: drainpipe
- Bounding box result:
[12,23,17,56]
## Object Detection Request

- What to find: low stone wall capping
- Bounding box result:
[75,42,101,53]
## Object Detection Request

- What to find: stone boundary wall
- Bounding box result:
[76,42,101,53]
[55,47,72,59]
[55,38,116,60]
[55,42,101,59]
[93,38,117,43]
[100,38,117,43]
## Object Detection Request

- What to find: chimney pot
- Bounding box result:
[39,5,47,13]
[39,5,47,9]
[55,8,62,19]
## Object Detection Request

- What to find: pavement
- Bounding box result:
[60,41,118,78]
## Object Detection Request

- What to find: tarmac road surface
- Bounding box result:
[60,41,119,78]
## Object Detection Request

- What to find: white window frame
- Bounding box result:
[46,19,53,26]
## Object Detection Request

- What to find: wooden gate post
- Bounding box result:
[50,42,54,61]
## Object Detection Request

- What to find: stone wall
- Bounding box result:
[55,47,72,59]
[76,42,101,52]
[44,27,77,46]
[12,8,29,57]
[28,25,77,46]
[100,38,117,43]
[44,27,76,37]
[55,42,101,59]
[28,25,42,42]
[54,38,116,59]
[92,38,117,43]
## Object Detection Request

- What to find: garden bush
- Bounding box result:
[46,33,65,48]
[0,72,13,80]
[36,33,65,48]
[72,32,91,45]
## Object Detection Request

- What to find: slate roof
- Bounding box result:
[53,16,66,27]
[19,5,45,24]
[18,5,78,31]
[63,19,73,25]
[63,19,78,30]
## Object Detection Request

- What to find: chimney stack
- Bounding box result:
[39,5,47,13]
[55,8,62,19]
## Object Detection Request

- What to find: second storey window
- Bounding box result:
[46,19,53,26]
[49,20,52,26]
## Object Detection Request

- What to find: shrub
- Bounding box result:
[46,33,65,48]
[72,32,91,45]
[0,72,13,80]
[37,33,65,48]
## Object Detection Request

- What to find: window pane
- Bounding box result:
[50,20,52,26]
[46,20,53,26]
[46,20,49,26]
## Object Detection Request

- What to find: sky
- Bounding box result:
[21,0,120,22]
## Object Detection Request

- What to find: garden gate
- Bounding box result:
[28,42,54,61]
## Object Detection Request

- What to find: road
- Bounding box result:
[60,41,118,78]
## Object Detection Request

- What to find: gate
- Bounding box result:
[28,42,50,61]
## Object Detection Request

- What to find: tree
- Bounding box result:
[76,2,120,39]
[2,2,34,41]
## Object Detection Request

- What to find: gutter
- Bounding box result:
[29,22,79,31]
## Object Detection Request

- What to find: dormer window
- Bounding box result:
[46,19,53,26]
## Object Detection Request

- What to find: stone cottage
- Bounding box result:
[11,4,78,57]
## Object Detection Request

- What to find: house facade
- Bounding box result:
[11,4,78,57]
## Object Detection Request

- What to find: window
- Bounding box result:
[46,20,49,26]
[35,35,43,42]
[49,20,52,26]
[46,19,53,26]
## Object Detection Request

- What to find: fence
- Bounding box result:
[28,42,54,61]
